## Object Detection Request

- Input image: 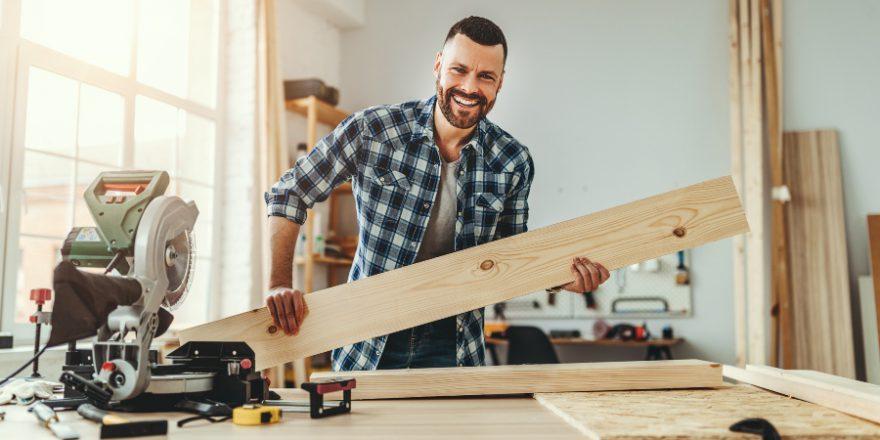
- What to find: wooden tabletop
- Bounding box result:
[1,391,584,439]
[485,337,684,347]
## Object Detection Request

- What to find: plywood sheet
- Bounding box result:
[179,177,748,369]
[535,385,880,440]
[310,360,722,400]
[723,365,880,424]
[782,130,855,377]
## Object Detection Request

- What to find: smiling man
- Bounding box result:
[264,16,610,371]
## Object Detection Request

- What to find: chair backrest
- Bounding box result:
[505,325,560,365]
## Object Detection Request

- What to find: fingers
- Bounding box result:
[596,262,611,284]
[572,258,592,292]
[278,292,293,335]
[564,262,583,292]
[565,258,611,293]
[267,295,281,328]
[292,290,306,335]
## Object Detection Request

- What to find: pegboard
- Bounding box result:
[488,251,692,320]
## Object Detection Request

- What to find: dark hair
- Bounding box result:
[444,16,507,63]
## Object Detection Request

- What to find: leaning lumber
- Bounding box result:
[722,364,880,424]
[312,360,722,400]
[179,176,748,369]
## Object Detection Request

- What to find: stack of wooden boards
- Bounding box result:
[180,176,748,369]
[783,130,855,378]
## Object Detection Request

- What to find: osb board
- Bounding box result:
[180,177,748,369]
[783,130,855,377]
[534,385,880,440]
[310,360,722,400]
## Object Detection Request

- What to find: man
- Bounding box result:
[264,16,610,371]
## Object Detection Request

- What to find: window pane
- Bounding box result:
[20,151,73,237]
[171,257,210,328]
[78,84,124,166]
[178,112,214,185]
[137,0,218,107]
[134,96,177,173]
[21,0,133,75]
[15,236,61,322]
[25,67,78,156]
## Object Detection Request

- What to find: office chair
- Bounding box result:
[505,325,560,365]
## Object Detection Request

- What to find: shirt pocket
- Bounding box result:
[361,167,412,228]
[473,192,505,244]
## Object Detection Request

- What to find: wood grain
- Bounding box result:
[783,130,855,377]
[180,176,748,369]
[869,214,880,358]
[723,365,880,424]
[311,360,722,400]
[728,0,747,368]
[535,384,880,439]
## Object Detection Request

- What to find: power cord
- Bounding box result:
[0,343,49,388]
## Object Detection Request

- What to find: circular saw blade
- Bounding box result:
[162,229,194,310]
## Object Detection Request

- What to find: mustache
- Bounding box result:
[447,88,487,106]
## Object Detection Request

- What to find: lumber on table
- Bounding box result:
[311,360,722,400]
[179,176,748,369]
[783,130,855,377]
[722,364,880,424]
[535,384,880,440]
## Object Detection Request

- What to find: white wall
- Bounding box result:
[783,0,880,378]
[339,0,735,363]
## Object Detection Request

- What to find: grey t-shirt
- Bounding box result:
[414,155,461,262]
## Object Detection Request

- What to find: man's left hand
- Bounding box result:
[562,257,610,293]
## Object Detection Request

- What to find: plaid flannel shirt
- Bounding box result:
[265,95,534,371]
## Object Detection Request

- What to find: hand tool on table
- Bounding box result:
[30,402,80,439]
[77,404,168,438]
[232,404,282,425]
[264,377,355,419]
[37,170,270,412]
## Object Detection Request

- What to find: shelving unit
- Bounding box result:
[284,96,355,384]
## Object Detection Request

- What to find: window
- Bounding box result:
[1,0,222,340]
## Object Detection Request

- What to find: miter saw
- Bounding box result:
[45,170,270,412]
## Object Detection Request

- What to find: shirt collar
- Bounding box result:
[412,95,489,151]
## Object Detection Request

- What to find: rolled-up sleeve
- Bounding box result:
[494,151,534,240]
[265,113,362,224]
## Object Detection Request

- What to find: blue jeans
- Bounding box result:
[377,316,456,369]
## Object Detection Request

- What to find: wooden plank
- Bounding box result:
[742,0,768,366]
[728,0,747,368]
[760,0,793,370]
[858,276,879,384]
[869,214,880,359]
[535,384,880,440]
[311,360,722,400]
[180,176,748,369]
[723,365,880,424]
[783,130,855,377]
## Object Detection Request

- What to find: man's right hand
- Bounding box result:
[266,287,308,336]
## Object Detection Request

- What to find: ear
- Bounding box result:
[496,72,505,94]
[433,51,442,80]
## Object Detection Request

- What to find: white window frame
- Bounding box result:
[0,0,227,343]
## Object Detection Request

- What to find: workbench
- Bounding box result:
[4,383,880,439]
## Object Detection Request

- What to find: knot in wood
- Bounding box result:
[267,325,278,334]
[673,227,687,238]
[480,259,495,271]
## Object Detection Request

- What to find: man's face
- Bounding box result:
[434,33,505,129]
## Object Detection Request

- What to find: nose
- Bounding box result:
[459,72,479,95]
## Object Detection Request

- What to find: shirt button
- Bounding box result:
[458,325,463,333]
[458,169,464,176]
[457,211,462,217]
[458,362,464,367]
[375,350,380,355]
[423,202,430,209]
[379,177,385,183]
[411,243,418,249]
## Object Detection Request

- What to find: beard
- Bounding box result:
[436,80,496,129]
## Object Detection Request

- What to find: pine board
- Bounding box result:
[723,365,880,424]
[869,214,880,360]
[179,176,748,369]
[535,384,880,439]
[310,360,722,400]
[782,130,855,377]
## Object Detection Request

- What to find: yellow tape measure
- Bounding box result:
[232,404,282,426]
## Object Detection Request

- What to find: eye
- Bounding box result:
[479,73,496,82]
[451,67,465,73]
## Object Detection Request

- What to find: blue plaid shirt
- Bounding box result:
[265,95,534,371]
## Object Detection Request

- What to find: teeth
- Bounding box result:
[453,95,478,107]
